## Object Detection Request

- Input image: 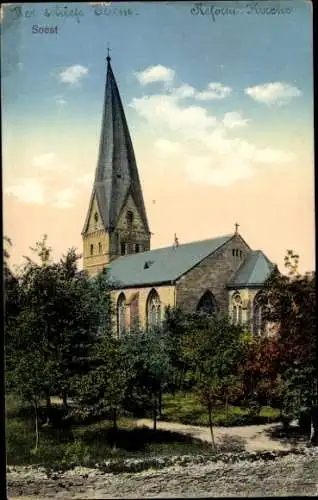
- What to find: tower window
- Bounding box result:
[121,242,126,256]
[240,250,242,258]
[90,244,94,256]
[98,242,102,254]
[126,211,134,228]
[135,243,140,253]
[235,249,239,256]
[94,212,99,222]
[232,249,235,256]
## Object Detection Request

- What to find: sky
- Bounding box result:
[1,1,315,273]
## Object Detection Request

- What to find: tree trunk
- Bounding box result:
[153,394,157,431]
[112,408,118,450]
[44,389,51,424]
[62,390,69,410]
[158,388,162,418]
[34,397,39,450]
[207,401,216,451]
[45,390,51,409]
[310,405,318,445]
[225,393,229,414]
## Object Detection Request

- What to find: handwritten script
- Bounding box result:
[4,4,137,25]
[190,2,294,21]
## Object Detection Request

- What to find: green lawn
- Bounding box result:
[5,394,214,468]
[161,392,280,427]
[5,392,281,469]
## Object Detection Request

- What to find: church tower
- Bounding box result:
[82,53,151,276]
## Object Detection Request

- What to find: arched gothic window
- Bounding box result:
[117,293,126,338]
[253,293,265,335]
[129,293,139,330]
[146,289,161,330]
[232,293,243,325]
[196,291,217,316]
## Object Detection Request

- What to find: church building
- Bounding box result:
[82,54,275,336]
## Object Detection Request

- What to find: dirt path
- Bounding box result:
[134,418,291,452]
[8,452,318,498]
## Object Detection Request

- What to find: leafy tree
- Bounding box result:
[3,236,21,326]
[241,333,281,411]
[121,327,173,430]
[259,250,317,443]
[71,331,127,448]
[5,237,113,445]
[182,315,246,449]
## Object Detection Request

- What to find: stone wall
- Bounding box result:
[83,195,110,275]
[175,235,251,315]
[83,193,151,276]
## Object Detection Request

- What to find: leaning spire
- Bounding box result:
[82,52,150,235]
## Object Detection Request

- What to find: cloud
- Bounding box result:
[31,152,56,170]
[245,82,301,105]
[31,152,72,174]
[155,139,182,157]
[4,178,46,205]
[51,188,79,209]
[223,112,250,129]
[55,95,67,106]
[130,94,216,132]
[134,65,175,85]
[171,84,196,99]
[75,172,94,187]
[59,65,88,85]
[130,75,294,187]
[196,82,232,100]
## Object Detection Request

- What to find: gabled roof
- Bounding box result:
[229,250,275,288]
[107,234,234,288]
[82,56,150,234]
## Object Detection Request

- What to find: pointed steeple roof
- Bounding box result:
[82,55,150,234]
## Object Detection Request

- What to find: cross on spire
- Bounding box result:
[235,222,240,234]
[106,43,112,62]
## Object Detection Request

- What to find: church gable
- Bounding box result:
[175,234,251,314]
[87,195,105,233]
[115,193,148,235]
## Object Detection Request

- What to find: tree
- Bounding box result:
[182,315,246,449]
[121,327,173,430]
[71,331,128,449]
[259,251,317,443]
[5,237,114,446]
[241,333,281,411]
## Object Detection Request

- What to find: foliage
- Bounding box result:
[5,236,113,446]
[258,250,317,442]
[241,334,281,409]
[71,331,128,440]
[259,252,316,413]
[180,315,246,448]
[120,327,174,429]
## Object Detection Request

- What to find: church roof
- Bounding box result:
[107,234,234,288]
[82,56,150,234]
[229,250,275,288]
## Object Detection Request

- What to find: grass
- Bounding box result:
[5,392,281,469]
[5,394,214,468]
[161,392,280,427]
